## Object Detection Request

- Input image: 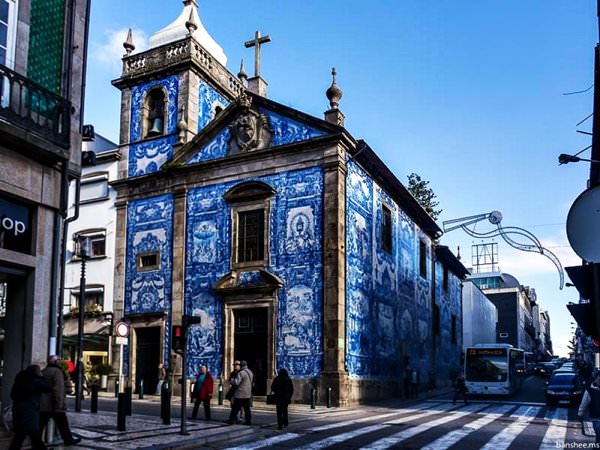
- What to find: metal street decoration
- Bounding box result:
[442,211,564,289]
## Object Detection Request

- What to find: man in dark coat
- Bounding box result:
[270,368,294,430]
[579,371,600,444]
[9,365,51,450]
[39,355,81,446]
[190,364,213,420]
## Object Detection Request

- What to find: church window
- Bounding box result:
[451,314,457,343]
[433,303,440,336]
[443,265,449,292]
[144,88,166,138]
[237,209,265,263]
[381,204,392,253]
[225,181,275,269]
[137,251,160,271]
[419,239,427,278]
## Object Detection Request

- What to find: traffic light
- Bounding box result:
[172,325,184,354]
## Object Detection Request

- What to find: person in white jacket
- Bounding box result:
[578,371,600,444]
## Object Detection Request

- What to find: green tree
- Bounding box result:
[406,172,442,221]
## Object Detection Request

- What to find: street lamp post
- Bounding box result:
[74,234,91,413]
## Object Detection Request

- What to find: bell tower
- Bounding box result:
[112,0,243,179]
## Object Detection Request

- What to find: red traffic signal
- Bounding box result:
[172,325,184,354]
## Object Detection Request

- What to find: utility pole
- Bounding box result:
[591,1,600,186]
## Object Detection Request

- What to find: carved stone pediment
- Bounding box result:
[214,269,284,295]
[228,105,272,155]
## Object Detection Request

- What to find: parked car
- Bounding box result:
[537,362,559,378]
[545,372,585,406]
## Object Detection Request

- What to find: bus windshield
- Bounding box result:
[466,348,508,382]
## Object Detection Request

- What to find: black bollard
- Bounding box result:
[161,381,171,425]
[125,385,132,416]
[117,393,127,431]
[139,379,144,400]
[218,379,223,405]
[310,387,317,409]
[327,387,332,408]
[115,378,119,398]
[91,384,99,413]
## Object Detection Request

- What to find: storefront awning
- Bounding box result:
[567,302,597,339]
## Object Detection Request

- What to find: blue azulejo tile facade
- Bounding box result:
[198,79,229,132]
[128,76,179,177]
[125,194,174,316]
[346,160,437,380]
[184,167,324,379]
[434,259,463,382]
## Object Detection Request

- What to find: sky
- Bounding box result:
[84,0,597,357]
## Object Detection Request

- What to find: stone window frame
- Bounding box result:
[137,251,161,272]
[142,86,167,139]
[380,203,393,254]
[224,181,276,270]
[419,238,427,278]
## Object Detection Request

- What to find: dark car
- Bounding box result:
[545,372,585,406]
[537,362,559,378]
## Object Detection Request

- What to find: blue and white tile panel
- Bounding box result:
[184,167,324,379]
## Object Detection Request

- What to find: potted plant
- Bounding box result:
[93,363,113,389]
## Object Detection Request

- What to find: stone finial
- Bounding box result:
[326,67,343,110]
[238,59,248,82]
[185,8,198,35]
[457,245,461,261]
[238,91,252,109]
[123,28,135,55]
[183,0,199,6]
[178,105,188,144]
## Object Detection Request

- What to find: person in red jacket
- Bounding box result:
[190,364,213,420]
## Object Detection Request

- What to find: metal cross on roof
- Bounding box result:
[244,30,271,78]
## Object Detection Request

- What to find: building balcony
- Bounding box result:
[0,64,71,158]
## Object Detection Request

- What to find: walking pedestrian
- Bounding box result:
[226,360,242,423]
[227,360,253,425]
[410,367,419,399]
[579,371,600,444]
[402,357,411,400]
[40,355,81,446]
[190,364,213,420]
[155,363,166,395]
[9,365,51,450]
[452,371,468,405]
[270,368,294,430]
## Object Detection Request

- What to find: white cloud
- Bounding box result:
[93,28,149,74]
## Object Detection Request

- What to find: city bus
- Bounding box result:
[464,344,525,395]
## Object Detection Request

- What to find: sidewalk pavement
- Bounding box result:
[0,387,453,449]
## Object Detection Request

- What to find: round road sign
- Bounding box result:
[115,321,129,338]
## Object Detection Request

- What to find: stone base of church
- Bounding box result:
[288,372,402,406]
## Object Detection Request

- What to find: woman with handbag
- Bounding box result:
[270,368,294,430]
[190,364,213,420]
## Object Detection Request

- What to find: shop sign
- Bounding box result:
[0,197,32,254]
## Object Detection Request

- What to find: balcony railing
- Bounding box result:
[0,64,71,148]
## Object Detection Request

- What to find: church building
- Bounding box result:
[110,0,467,405]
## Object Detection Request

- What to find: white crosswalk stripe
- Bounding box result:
[225,403,589,450]
[225,432,301,450]
[306,401,446,432]
[358,402,490,450]
[480,405,542,450]
[539,408,569,449]
[295,424,390,450]
[420,403,514,450]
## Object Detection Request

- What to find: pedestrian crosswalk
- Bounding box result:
[225,400,593,450]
